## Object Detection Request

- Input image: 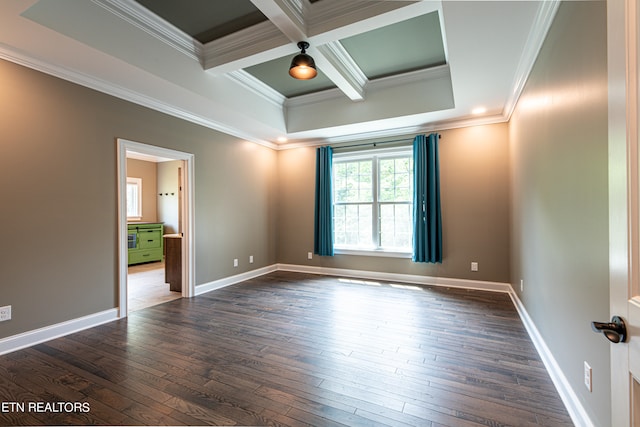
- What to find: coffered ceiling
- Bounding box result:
[0,0,559,149]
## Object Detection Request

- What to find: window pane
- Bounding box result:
[380,203,412,249]
[333,205,347,246]
[126,178,142,218]
[334,204,373,247]
[126,184,138,217]
[333,151,413,252]
[334,160,373,203]
[379,157,412,202]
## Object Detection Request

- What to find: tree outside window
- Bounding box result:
[333,148,413,252]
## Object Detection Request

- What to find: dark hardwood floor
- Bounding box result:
[0,271,573,426]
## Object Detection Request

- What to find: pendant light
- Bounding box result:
[289,41,317,80]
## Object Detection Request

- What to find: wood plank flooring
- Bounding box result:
[0,271,574,426]
[128,261,181,312]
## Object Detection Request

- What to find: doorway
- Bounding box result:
[117,139,195,317]
[608,0,640,425]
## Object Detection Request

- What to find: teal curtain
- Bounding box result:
[314,146,334,256]
[412,133,442,263]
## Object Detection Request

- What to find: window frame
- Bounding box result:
[332,146,413,258]
[126,177,142,221]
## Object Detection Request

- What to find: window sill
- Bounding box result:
[334,248,412,259]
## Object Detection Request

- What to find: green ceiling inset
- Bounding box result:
[134,0,266,43]
[340,11,446,80]
[245,55,337,98]
[245,11,445,99]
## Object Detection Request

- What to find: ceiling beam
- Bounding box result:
[247,0,367,100]
[314,42,367,101]
[202,21,292,73]
[206,0,440,102]
[249,0,307,41]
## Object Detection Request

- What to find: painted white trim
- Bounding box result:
[508,290,594,427]
[0,44,278,150]
[312,43,366,101]
[201,21,289,73]
[0,309,118,356]
[92,0,202,62]
[319,40,369,91]
[117,139,197,316]
[196,263,512,296]
[285,65,450,109]
[504,0,561,120]
[333,249,411,259]
[276,263,512,293]
[227,70,286,108]
[0,259,590,427]
[195,265,278,296]
[274,262,593,426]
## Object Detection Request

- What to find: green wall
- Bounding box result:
[509,1,610,425]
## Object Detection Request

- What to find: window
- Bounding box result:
[333,148,413,254]
[126,177,142,220]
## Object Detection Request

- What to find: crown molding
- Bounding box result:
[0,44,278,151]
[275,0,306,33]
[285,85,346,108]
[277,113,509,151]
[307,0,420,37]
[92,0,202,63]
[503,0,560,120]
[201,20,290,72]
[316,41,367,98]
[285,64,450,109]
[369,63,450,91]
[227,70,286,108]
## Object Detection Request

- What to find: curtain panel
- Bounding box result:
[314,146,334,256]
[412,133,442,263]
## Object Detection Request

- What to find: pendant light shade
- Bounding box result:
[289,41,317,80]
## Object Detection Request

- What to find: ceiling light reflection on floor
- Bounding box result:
[390,283,423,291]
[337,277,423,290]
[338,278,381,286]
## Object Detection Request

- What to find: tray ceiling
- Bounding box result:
[0,0,560,148]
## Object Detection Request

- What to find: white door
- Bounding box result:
[608,1,640,426]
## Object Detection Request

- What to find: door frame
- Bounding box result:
[116,138,195,317]
[608,0,638,425]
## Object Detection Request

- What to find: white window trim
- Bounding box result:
[334,248,412,258]
[126,177,142,221]
[333,146,413,256]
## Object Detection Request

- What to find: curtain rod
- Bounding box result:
[330,134,440,150]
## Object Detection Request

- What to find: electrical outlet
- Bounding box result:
[233,258,238,268]
[308,252,313,260]
[249,255,254,264]
[471,262,478,272]
[584,361,592,392]
[0,305,11,322]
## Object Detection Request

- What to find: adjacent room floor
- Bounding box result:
[128,260,181,312]
[0,271,573,426]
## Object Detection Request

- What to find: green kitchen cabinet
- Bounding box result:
[128,223,163,265]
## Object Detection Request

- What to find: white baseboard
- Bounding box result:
[195,264,278,296]
[0,263,593,427]
[0,265,279,355]
[278,263,591,426]
[0,308,119,356]
[276,263,512,293]
[508,290,594,427]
